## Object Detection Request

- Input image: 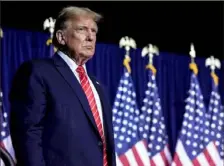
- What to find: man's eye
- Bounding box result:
[78,27,84,31]
[92,29,97,33]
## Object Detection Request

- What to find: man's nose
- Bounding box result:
[86,31,94,41]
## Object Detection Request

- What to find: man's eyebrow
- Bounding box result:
[77,25,98,31]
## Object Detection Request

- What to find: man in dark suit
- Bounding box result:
[9,6,116,166]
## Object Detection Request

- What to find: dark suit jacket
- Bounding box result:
[9,53,116,166]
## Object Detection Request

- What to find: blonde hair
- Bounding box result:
[52,6,103,48]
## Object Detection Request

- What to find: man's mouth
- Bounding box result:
[85,46,93,49]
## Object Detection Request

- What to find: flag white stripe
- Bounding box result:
[135,140,150,166]
[197,152,210,166]
[164,145,172,164]
[3,136,16,162]
[116,154,123,166]
[152,151,165,166]
[125,148,138,166]
[173,140,193,166]
[206,141,222,166]
[0,159,5,166]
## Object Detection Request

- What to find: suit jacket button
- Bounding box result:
[98,141,102,146]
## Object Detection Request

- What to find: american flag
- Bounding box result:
[112,68,149,166]
[138,70,172,166]
[206,77,224,165]
[172,73,219,166]
[0,90,16,165]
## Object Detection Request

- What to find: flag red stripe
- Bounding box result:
[173,153,182,166]
[150,159,156,166]
[160,148,169,166]
[132,145,144,166]
[204,148,216,166]
[119,153,129,166]
[192,158,201,166]
[0,142,5,149]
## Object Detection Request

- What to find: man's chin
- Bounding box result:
[80,53,94,63]
[83,52,95,58]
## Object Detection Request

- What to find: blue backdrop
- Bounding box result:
[1,27,224,154]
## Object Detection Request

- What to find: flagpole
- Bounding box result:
[43,17,56,56]
[141,43,159,75]
[189,43,198,75]
[0,27,3,94]
[205,55,224,164]
[205,55,221,86]
[0,27,2,149]
[119,36,137,73]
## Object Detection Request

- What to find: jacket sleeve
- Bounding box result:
[9,61,47,166]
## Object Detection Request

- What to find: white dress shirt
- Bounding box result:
[57,51,104,130]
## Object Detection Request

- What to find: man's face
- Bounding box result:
[59,15,98,63]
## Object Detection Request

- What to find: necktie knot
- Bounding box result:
[76,65,85,75]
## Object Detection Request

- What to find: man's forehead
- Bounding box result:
[72,16,97,28]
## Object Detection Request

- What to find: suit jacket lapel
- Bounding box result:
[52,53,99,135]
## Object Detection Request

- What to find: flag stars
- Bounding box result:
[1,131,6,136]
[143,98,148,103]
[152,119,158,124]
[119,135,124,141]
[215,141,220,146]
[217,125,222,131]
[192,151,197,156]
[124,80,128,85]
[216,133,221,138]
[126,137,131,143]
[2,122,7,127]
[114,126,119,131]
[187,132,192,137]
[139,127,144,132]
[143,133,147,138]
[156,145,160,150]
[127,130,131,135]
[147,82,152,87]
[205,129,209,135]
[193,134,198,139]
[144,125,149,130]
[188,124,192,129]
[146,117,150,122]
[157,137,162,142]
[147,109,152,114]
[3,112,7,118]
[121,127,126,133]
[211,123,216,128]
[186,140,191,145]
[116,94,121,99]
[150,135,155,140]
[199,144,204,149]
[117,143,122,149]
[141,106,146,111]
[212,116,217,121]
[124,112,129,117]
[112,71,141,156]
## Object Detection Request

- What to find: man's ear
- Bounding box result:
[56,30,66,45]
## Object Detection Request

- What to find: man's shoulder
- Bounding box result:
[17,57,54,73]
[21,57,53,69]
[13,57,55,80]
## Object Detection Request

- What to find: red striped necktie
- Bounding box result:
[76,65,108,166]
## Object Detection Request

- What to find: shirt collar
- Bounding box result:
[57,50,87,73]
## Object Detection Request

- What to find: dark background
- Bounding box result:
[1,1,224,60]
